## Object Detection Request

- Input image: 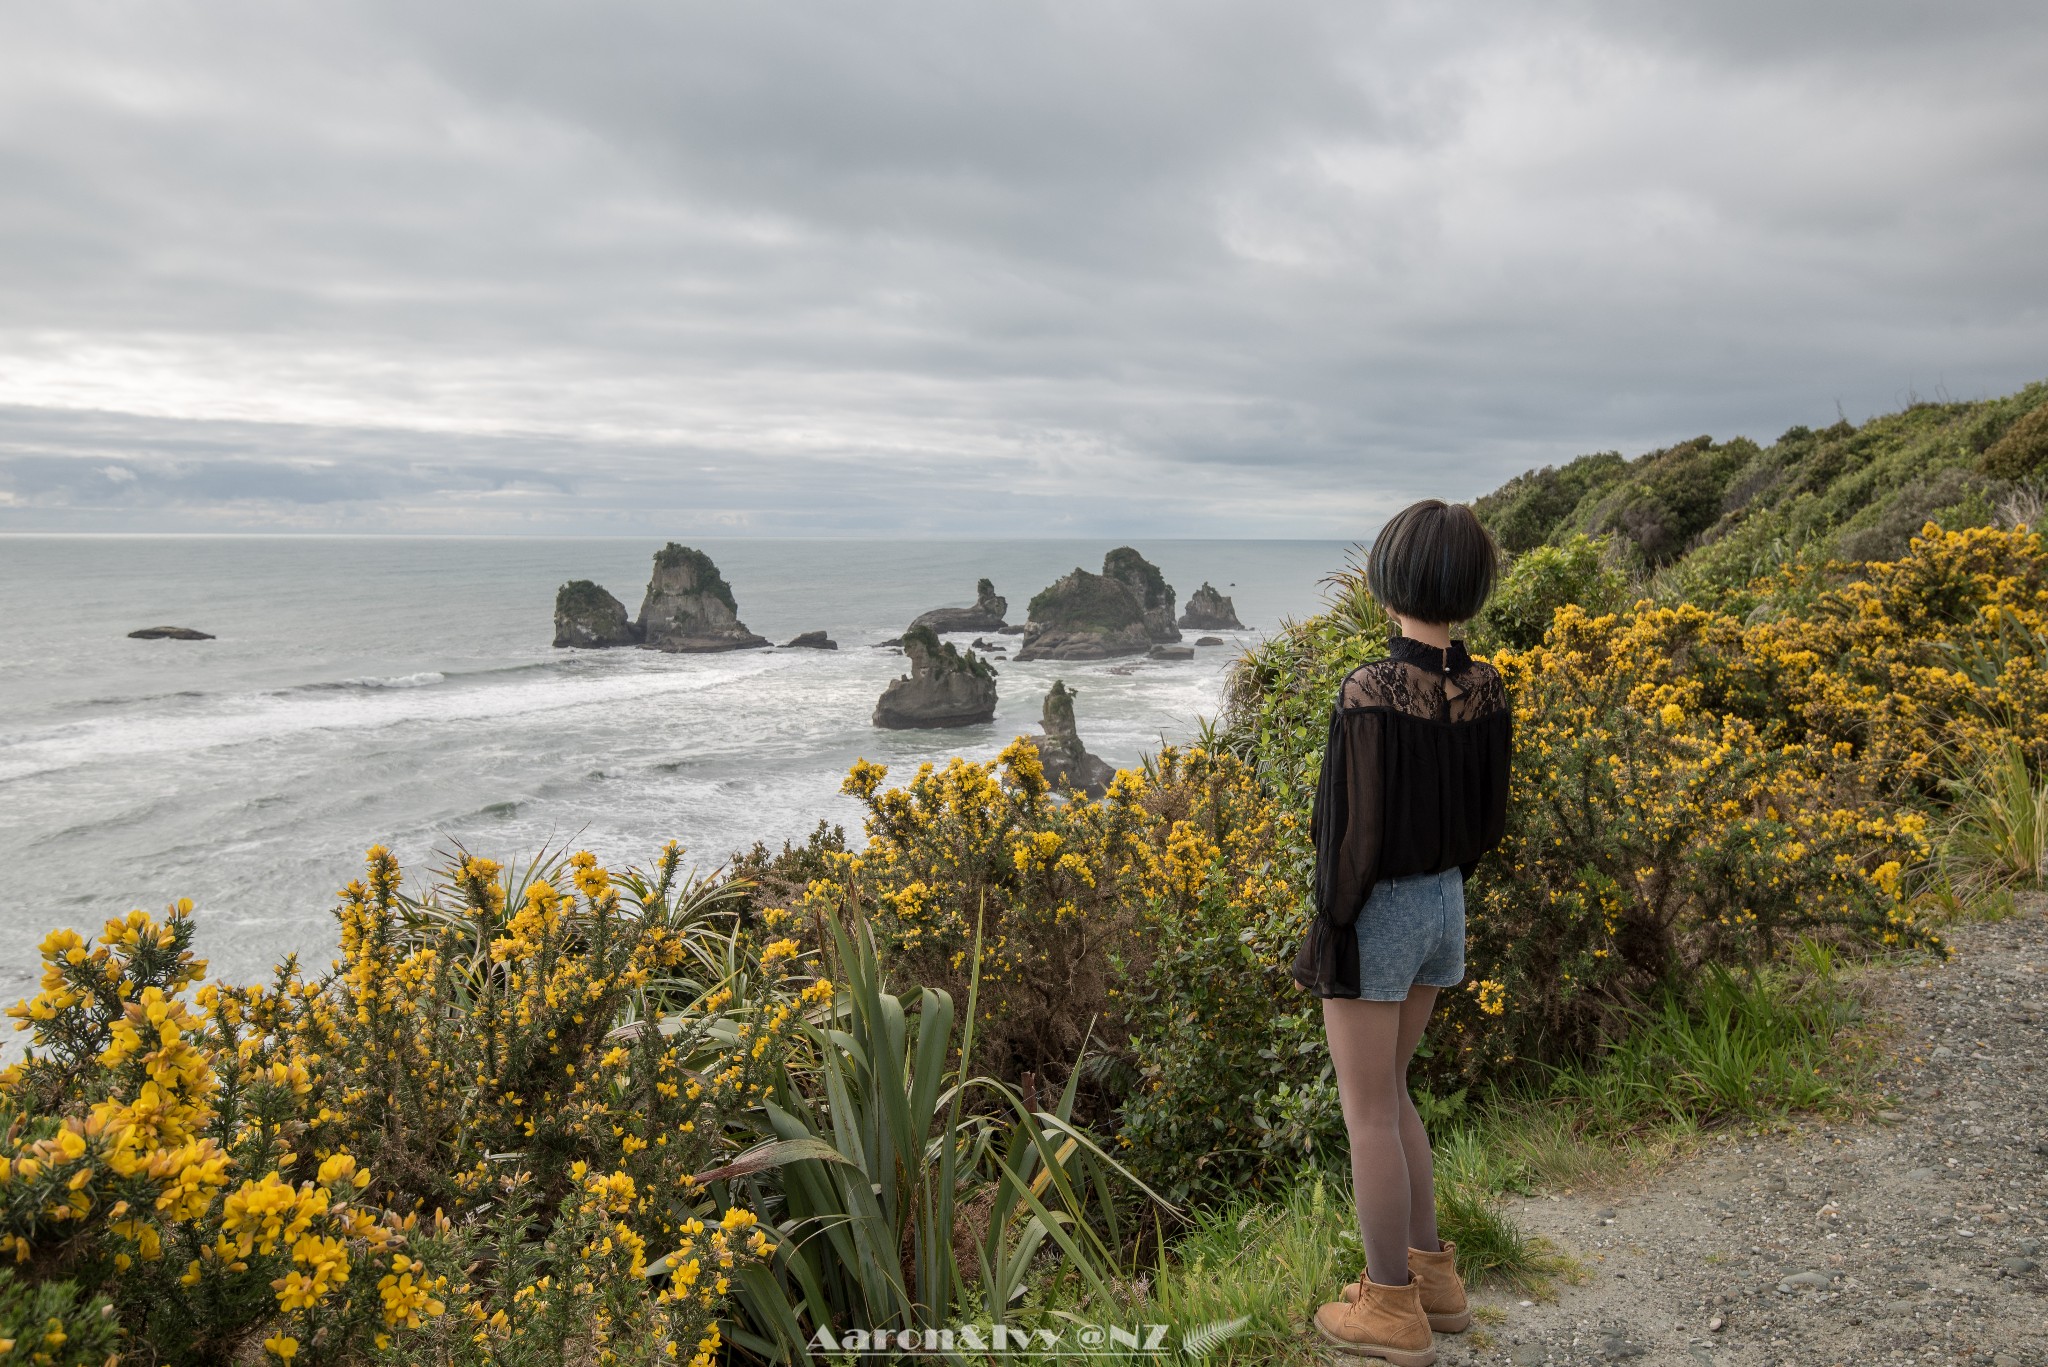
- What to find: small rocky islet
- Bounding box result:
[127,625,215,640]
[553,543,768,652]
[1026,679,1115,797]
[871,625,999,729]
[1015,546,1201,661]
[1178,581,1244,631]
[910,578,1009,634]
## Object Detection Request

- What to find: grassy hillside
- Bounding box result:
[1472,381,2048,606]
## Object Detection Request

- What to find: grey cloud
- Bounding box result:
[0,2,2043,535]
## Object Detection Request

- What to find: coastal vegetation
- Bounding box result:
[5,383,2046,1363]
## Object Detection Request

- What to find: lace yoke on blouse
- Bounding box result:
[1337,638,1511,723]
[1290,635,1513,999]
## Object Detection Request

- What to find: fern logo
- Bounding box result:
[1179,1316,1252,1359]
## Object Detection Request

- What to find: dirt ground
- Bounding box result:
[1436,906,2048,1367]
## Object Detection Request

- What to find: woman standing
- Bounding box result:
[1292,500,1512,1365]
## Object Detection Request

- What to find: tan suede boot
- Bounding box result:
[1406,1243,1472,1332]
[1340,1242,1472,1333]
[1313,1276,1438,1364]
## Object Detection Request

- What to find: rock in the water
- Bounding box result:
[1026,680,1116,798]
[1195,635,1225,646]
[911,578,1010,633]
[1103,546,1180,642]
[782,631,837,650]
[1178,581,1244,630]
[553,581,641,648]
[636,544,769,652]
[1016,567,1155,661]
[873,625,999,729]
[996,624,1026,635]
[127,625,214,640]
[1148,644,1195,661]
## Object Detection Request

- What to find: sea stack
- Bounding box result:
[911,578,1009,634]
[636,544,770,652]
[872,625,999,728]
[1015,567,1153,661]
[1178,582,1244,630]
[1016,547,1180,661]
[1103,547,1180,643]
[1027,680,1116,798]
[553,581,641,648]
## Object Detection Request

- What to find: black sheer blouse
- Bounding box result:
[1290,635,1512,999]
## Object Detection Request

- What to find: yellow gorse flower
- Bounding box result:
[0,838,785,1362]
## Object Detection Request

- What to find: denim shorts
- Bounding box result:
[1352,866,1466,1001]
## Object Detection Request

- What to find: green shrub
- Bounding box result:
[1470,534,1631,654]
[1978,399,2048,481]
[1112,857,1334,1207]
[1473,452,1629,555]
[1585,436,1759,568]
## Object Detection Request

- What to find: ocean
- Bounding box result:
[0,536,1347,997]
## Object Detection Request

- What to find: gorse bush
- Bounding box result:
[1749,523,2048,785]
[0,846,815,1366]
[0,899,439,1366]
[0,838,1172,1364]
[1446,599,1936,1077]
[814,739,1288,1095]
[790,737,1340,1207]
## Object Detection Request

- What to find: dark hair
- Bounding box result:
[1366,499,1500,625]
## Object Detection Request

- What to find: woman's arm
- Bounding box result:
[1311,706,1385,928]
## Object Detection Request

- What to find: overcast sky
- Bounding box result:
[1,1,2044,536]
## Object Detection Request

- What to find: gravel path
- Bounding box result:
[1439,905,2048,1367]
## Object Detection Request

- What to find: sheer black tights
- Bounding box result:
[1322,988,1442,1287]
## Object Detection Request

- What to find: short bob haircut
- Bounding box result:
[1366,499,1501,625]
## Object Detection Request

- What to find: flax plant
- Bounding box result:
[727,909,1171,1364]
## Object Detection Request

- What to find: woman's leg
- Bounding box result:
[1395,986,1441,1253]
[1323,994,1413,1287]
